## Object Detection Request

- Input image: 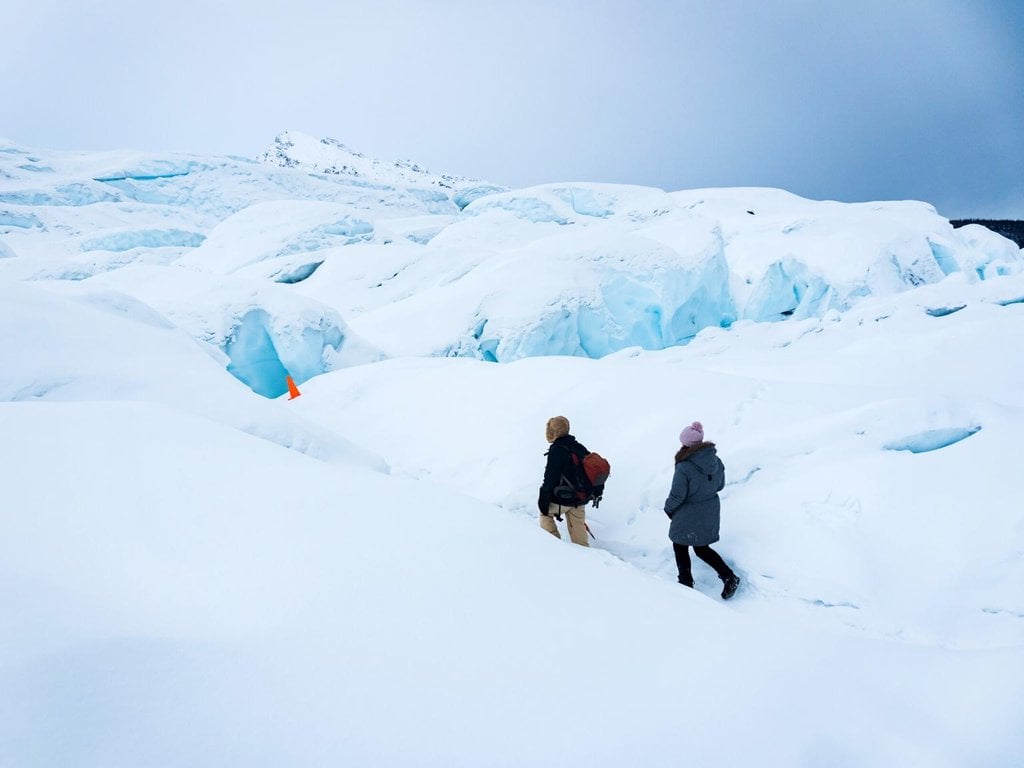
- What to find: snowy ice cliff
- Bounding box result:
[1,133,1020,396]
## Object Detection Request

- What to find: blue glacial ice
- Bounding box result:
[924,305,966,318]
[742,259,837,321]
[474,252,736,361]
[0,210,43,229]
[93,159,200,183]
[82,229,206,252]
[452,185,505,210]
[225,311,293,398]
[883,426,981,453]
[927,239,960,276]
[277,219,373,256]
[76,152,466,220]
[549,187,614,218]
[6,137,1024,375]
[464,194,569,225]
[273,260,325,284]
[224,309,344,398]
[0,182,119,206]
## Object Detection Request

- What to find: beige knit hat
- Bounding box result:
[545,416,570,443]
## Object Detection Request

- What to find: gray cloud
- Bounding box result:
[3,0,1022,217]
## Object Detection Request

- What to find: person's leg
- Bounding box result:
[540,508,561,539]
[566,505,589,547]
[693,545,734,580]
[672,543,694,587]
[694,545,740,599]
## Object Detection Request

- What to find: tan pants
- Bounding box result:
[540,503,589,546]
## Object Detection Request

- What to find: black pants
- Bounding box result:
[673,542,734,585]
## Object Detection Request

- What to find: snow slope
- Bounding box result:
[1,137,1022,766]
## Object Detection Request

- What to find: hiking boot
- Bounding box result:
[721,574,740,600]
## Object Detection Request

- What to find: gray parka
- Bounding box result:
[664,443,725,546]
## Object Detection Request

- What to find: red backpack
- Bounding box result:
[553,443,611,508]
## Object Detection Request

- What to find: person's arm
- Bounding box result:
[664,463,689,517]
[538,447,561,514]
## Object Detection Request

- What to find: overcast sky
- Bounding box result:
[4,0,1022,218]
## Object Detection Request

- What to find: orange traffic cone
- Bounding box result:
[286,375,301,400]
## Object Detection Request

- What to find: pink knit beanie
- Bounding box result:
[679,421,704,447]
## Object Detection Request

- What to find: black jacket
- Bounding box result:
[538,434,588,513]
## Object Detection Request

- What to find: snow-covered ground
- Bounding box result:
[1,136,1022,766]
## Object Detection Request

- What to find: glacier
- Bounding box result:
[2,134,1024,767]
[1,133,1021,395]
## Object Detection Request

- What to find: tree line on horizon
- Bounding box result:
[950,219,1024,248]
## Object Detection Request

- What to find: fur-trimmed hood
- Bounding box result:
[545,416,570,443]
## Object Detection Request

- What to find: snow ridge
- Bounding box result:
[259,131,505,209]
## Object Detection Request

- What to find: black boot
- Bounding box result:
[721,573,740,600]
[673,543,694,588]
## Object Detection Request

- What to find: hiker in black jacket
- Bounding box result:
[538,416,590,546]
[664,420,741,599]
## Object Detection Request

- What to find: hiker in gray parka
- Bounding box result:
[664,420,740,600]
